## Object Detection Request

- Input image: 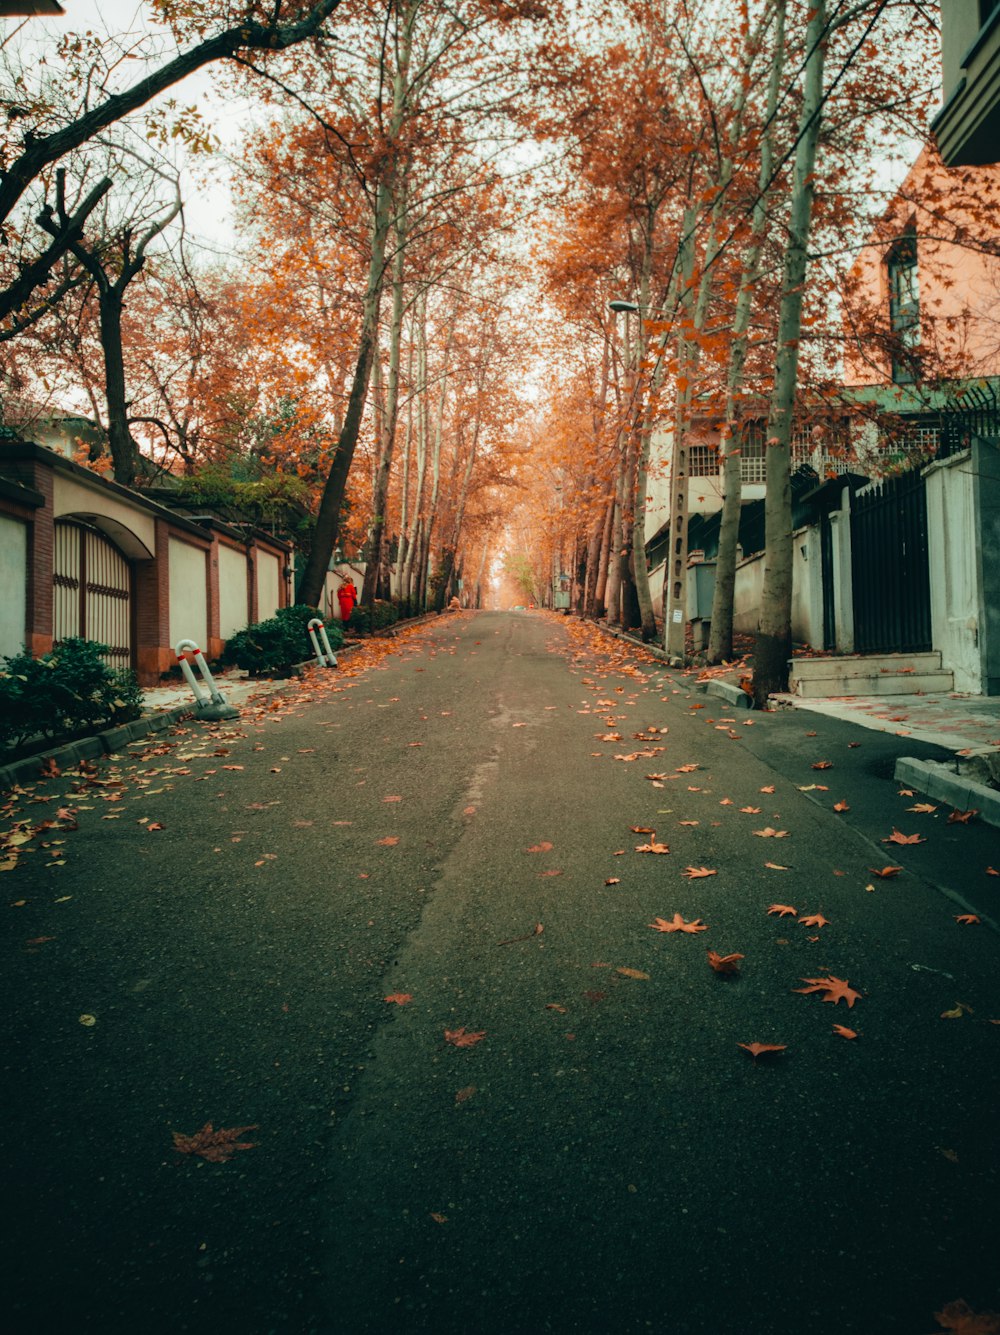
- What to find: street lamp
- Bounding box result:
[609,299,640,314]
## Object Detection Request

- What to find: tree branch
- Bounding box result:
[0,175,111,322]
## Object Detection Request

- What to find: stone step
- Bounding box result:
[789,651,944,682]
[792,669,955,698]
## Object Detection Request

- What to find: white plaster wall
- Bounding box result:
[791,526,825,649]
[256,549,281,621]
[218,544,249,639]
[169,539,208,652]
[53,475,155,555]
[0,515,28,658]
[731,525,823,645]
[925,452,980,692]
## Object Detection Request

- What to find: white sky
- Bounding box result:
[5,0,249,253]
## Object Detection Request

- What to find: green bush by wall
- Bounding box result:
[0,638,143,755]
[220,604,343,674]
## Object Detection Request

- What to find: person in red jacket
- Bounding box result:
[337,576,358,625]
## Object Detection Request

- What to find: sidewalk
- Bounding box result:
[0,615,445,793]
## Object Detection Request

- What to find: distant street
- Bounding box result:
[4,610,999,1335]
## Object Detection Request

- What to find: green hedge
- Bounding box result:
[348,600,400,634]
[0,638,143,754]
[220,604,343,674]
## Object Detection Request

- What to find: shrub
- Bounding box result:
[221,603,342,674]
[349,599,400,634]
[0,638,143,754]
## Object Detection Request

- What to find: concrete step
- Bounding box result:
[789,651,943,682]
[791,668,954,698]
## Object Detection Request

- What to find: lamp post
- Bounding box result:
[608,298,689,659]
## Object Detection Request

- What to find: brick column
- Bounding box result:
[133,518,172,684]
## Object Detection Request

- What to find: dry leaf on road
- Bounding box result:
[649,913,707,934]
[793,975,861,1008]
[444,1028,486,1048]
[172,1122,258,1163]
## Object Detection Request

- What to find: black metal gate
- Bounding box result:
[850,469,931,654]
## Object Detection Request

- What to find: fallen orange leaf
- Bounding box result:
[444,1028,486,1048]
[616,967,650,980]
[767,904,797,917]
[869,865,903,878]
[635,841,670,854]
[793,975,861,1008]
[932,1299,1000,1335]
[754,827,789,838]
[798,912,830,928]
[948,809,978,824]
[649,913,707,934]
[172,1122,258,1163]
[955,914,981,925]
[765,862,790,870]
[738,1042,786,1061]
[377,836,400,846]
[707,949,743,975]
[683,866,717,879]
[384,992,413,1005]
[526,841,554,853]
[833,800,850,813]
[812,761,833,770]
[833,1024,858,1039]
[883,828,926,845]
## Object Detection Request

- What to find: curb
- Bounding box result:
[894,756,1000,830]
[701,679,753,710]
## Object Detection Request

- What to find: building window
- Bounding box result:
[739,421,767,484]
[979,1,1000,29]
[688,443,718,477]
[887,230,920,384]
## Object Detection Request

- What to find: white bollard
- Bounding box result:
[175,640,239,719]
[308,617,338,668]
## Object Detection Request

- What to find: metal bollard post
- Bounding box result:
[308,618,338,668]
[175,640,240,720]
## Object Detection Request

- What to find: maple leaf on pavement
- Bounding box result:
[833,1024,858,1039]
[798,912,830,928]
[767,904,797,917]
[754,827,789,838]
[172,1122,259,1163]
[955,914,981,926]
[635,841,670,854]
[384,992,413,1005]
[883,828,926,845]
[707,950,743,975]
[683,866,717,879]
[444,1028,486,1048]
[932,1298,1000,1335]
[738,1042,786,1061]
[793,975,861,1008]
[948,809,979,824]
[908,802,937,814]
[869,865,903,878]
[649,913,707,934]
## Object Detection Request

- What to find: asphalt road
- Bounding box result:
[3,610,998,1335]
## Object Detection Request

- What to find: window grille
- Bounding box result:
[688,443,718,477]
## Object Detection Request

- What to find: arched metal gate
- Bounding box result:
[52,520,133,671]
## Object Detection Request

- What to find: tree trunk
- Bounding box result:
[97,288,139,487]
[708,0,787,665]
[361,186,408,609]
[297,176,392,607]
[753,0,827,706]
